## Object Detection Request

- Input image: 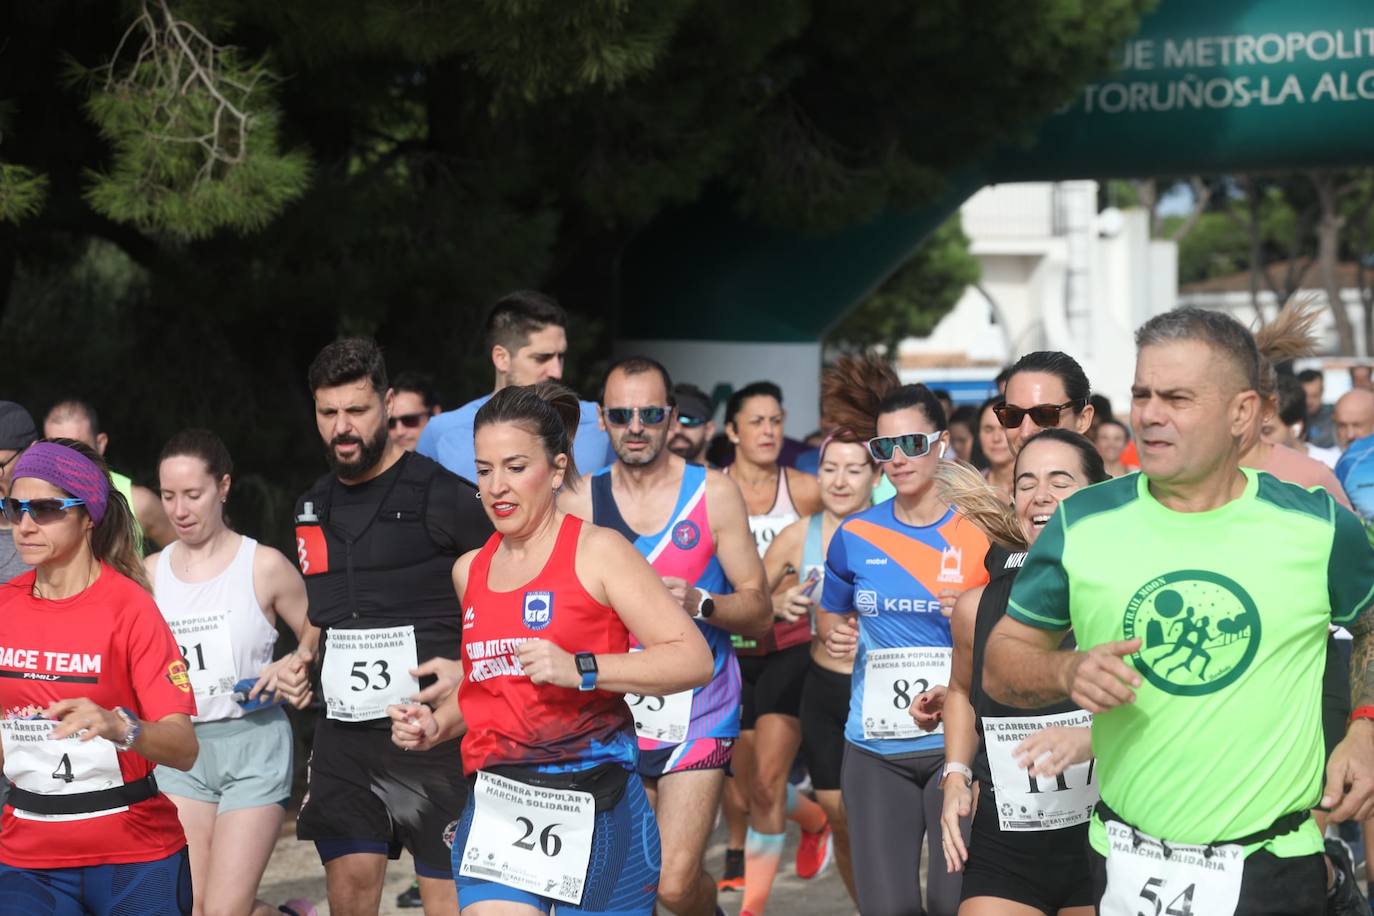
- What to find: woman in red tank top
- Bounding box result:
[391,381,712,916]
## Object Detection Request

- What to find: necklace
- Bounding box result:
[32,559,99,600]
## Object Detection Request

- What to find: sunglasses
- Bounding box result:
[604,406,669,427]
[866,432,939,463]
[387,412,428,430]
[993,399,1085,430]
[676,415,708,428]
[2,497,86,525]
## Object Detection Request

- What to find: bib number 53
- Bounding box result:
[349,660,392,692]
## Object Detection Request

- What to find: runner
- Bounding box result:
[0,439,197,913]
[718,381,825,907]
[946,406,978,465]
[144,428,317,916]
[935,430,1109,916]
[388,380,714,915]
[276,338,493,916]
[973,398,1013,499]
[986,306,1374,916]
[667,383,718,465]
[560,357,771,916]
[818,356,992,916]
[1270,377,1341,469]
[995,353,1095,457]
[1092,419,1130,478]
[767,386,882,907]
[0,402,38,582]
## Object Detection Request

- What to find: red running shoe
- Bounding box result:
[795,824,833,879]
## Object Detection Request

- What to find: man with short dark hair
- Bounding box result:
[987,307,1374,915]
[43,398,174,549]
[279,337,492,916]
[0,401,37,581]
[668,383,717,464]
[1299,369,1336,448]
[388,371,442,453]
[418,290,611,478]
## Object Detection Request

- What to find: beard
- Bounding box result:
[614,431,666,466]
[667,433,703,461]
[326,422,389,479]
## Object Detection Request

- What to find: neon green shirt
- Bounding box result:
[110,470,144,552]
[1008,469,1374,857]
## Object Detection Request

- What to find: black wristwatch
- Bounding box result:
[575,652,598,691]
[694,589,716,619]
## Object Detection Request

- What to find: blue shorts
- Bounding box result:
[0,848,191,915]
[452,771,660,915]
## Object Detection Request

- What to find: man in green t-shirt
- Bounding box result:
[984,307,1374,916]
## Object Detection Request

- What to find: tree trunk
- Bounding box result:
[1241,178,1268,321]
[1312,171,1356,354]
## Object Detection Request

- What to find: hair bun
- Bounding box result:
[533,381,581,444]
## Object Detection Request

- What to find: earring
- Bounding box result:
[475,491,482,500]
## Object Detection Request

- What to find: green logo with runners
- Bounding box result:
[1122,570,1260,696]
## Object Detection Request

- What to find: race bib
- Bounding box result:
[1101,820,1242,916]
[627,689,693,744]
[0,719,125,822]
[748,515,794,557]
[862,646,951,740]
[983,710,1098,831]
[321,626,420,722]
[168,611,237,700]
[459,770,595,905]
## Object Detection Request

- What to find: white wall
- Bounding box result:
[615,339,822,436]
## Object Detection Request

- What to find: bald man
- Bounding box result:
[1335,389,1374,452]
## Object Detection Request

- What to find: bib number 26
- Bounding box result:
[513,818,563,857]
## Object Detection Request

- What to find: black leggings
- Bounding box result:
[841,743,968,916]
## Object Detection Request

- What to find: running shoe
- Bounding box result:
[396,879,423,908]
[1327,837,1368,916]
[796,823,834,879]
[278,901,318,916]
[717,847,744,892]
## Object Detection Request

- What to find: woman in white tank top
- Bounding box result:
[144,430,315,916]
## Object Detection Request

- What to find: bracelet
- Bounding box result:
[1351,705,1374,724]
[939,761,974,787]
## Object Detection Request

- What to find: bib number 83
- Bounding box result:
[892,678,928,710]
[1138,877,1194,916]
[513,817,563,857]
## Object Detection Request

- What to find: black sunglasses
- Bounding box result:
[387,412,428,430]
[676,415,708,428]
[993,399,1085,430]
[866,432,939,463]
[604,406,669,427]
[2,497,86,525]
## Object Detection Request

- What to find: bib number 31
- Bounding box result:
[459,771,595,905]
[1100,820,1242,916]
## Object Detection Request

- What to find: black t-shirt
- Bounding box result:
[329,458,490,554]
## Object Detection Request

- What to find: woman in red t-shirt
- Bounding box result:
[0,438,198,914]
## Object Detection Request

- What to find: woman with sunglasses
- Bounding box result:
[972,399,1013,501]
[936,430,1109,916]
[389,381,713,915]
[817,359,991,916]
[717,381,824,900]
[996,352,1095,457]
[0,439,198,913]
[763,415,881,907]
[144,429,317,916]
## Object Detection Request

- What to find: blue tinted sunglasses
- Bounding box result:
[604,406,669,427]
[2,497,86,525]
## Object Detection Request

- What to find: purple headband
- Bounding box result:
[11,442,110,525]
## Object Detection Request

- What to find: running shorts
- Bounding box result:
[960,786,1092,913]
[297,719,466,879]
[637,738,733,779]
[739,643,810,728]
[799,662,849,791]
[452,771,661,915]
[0,847,191,915]
[157,706,293,813]
[1088,844,1324,916]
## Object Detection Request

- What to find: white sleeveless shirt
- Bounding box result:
[154,536,278,722]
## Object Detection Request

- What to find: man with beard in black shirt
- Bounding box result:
[278,338,491,916]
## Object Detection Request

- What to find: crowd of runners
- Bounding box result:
[0,289,1373,916]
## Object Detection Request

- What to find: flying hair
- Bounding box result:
[821,354,900,442]
[934,461,1027,552]
[1253,295,1322,400]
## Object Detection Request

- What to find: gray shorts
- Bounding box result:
[157,706,293,813]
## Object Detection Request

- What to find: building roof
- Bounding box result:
[1180,259,1363,294]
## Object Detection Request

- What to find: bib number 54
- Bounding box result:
[1137,877,1194,916]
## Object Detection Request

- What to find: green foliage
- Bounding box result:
[0,164,48,223]
[1168,211,1250,285]
[826,215,980,354]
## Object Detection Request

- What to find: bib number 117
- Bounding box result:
[1138,877,1194,916]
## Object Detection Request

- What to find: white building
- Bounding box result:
[899,182,1178,410]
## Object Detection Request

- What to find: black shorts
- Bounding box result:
[297,720,467,878]
[961,788,1092,913]
[799,662,850,791]
[738,643,811,728]
[1323,632,1351,761]
[1089,845,1324,916]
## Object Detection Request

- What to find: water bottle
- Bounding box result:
[231,678,287,713]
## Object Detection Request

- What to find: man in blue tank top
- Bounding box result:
[563,356,770,916]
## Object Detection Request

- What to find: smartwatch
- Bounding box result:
[575,653,599,692]
[939,761,973,788]
[113,706,141,752]
[694,589,717,620]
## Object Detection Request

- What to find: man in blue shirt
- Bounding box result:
[417,290,612,479]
